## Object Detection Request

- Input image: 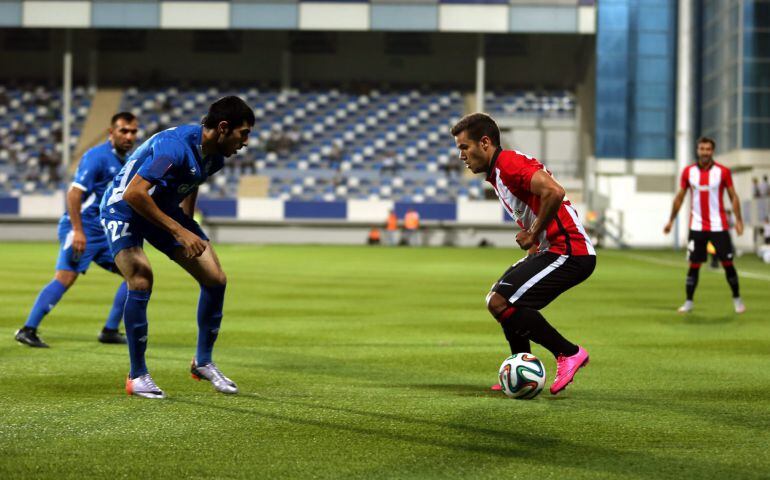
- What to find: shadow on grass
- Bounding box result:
[169,395,761,479]
[678,314,736,325]
[651,312,737,325]
[169,395,554,459]
[399,383,501,397]
[639,308,737,325]
[574,389,770,432]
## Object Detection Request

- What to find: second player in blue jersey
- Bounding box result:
[100,96,255,399]
[15,113,139,348]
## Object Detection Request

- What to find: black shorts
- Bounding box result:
[687,230,734,263]
[489,252,596,310]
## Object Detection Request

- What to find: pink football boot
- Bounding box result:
[550,346,589,395]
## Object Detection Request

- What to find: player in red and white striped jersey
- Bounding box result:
[451,113,595,395]
[664,136,745,314]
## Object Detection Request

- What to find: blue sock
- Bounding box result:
[104,281,127,330]
[25,279,68,329]
[124,290,151,378]
[196,284,226,365]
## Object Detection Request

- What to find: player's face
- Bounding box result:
[218,121,251,158]
[109,119,138,155]
[454,130,491,174]
[697,142,714,164]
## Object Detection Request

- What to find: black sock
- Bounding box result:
[723,264,740,298]
[495,307,531,355]
[505,307,578,358]
[686,265,700,301]
[500,322,531,355]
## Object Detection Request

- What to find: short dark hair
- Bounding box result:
[202,96,255,131]
[111,111,136,126]
[450,113,501,147]
[696,136,716,149]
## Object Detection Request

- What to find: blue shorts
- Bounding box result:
[56,221,117,273]
[101,208,209,260]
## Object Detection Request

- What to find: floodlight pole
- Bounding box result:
[475,34,485,113]
[674,0,694,249]
[62,29,73,169]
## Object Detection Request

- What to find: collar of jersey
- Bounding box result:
[487,147,503,180]
[108,141,127,164]
[696,160,714,170]
[193,125,206,165]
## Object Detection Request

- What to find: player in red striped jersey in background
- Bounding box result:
[664,136,746,314]
[451,113,595,395]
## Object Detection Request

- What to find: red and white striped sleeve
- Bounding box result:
[721,165,734,188]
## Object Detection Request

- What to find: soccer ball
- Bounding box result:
[498,353,546,399]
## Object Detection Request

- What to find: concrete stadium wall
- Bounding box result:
[0,196,591,249]
[0,215,526,248]
[10,191,765,251]
[0,195,539,224]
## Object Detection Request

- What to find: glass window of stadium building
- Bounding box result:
[594,0,770,249]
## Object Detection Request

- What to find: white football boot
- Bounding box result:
[190,358,239,394]
[677,300,694,313]
[126,373,166,399]
[733,297,746,314]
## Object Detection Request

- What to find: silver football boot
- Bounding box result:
[190,358,239,394]
[126,373,166,399]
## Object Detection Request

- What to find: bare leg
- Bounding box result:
[114,247,153,292]
[54,269,79,288]
[172,243,226,286]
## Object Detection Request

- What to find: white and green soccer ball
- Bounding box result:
[498,353,546,399]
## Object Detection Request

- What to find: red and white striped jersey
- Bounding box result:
[486,148,595,256]
[680,162,733,232]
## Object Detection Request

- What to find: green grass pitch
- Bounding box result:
[1,243,769,479]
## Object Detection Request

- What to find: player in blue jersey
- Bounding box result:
[15,113,139,348]
[100,96,254,399]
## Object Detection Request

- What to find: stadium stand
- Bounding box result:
[121,86,575,203]
[484,90,576,119]
[0,84,92,195]
[0,84,576,204]
[120,85,480,202]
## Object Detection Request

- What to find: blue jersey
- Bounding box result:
[61,141,126,234]
[101,125,224,221]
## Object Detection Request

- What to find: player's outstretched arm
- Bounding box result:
[727,186,744,235]
[516,170,565,250]
[123,175,207,258]
[664,188,687,234]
